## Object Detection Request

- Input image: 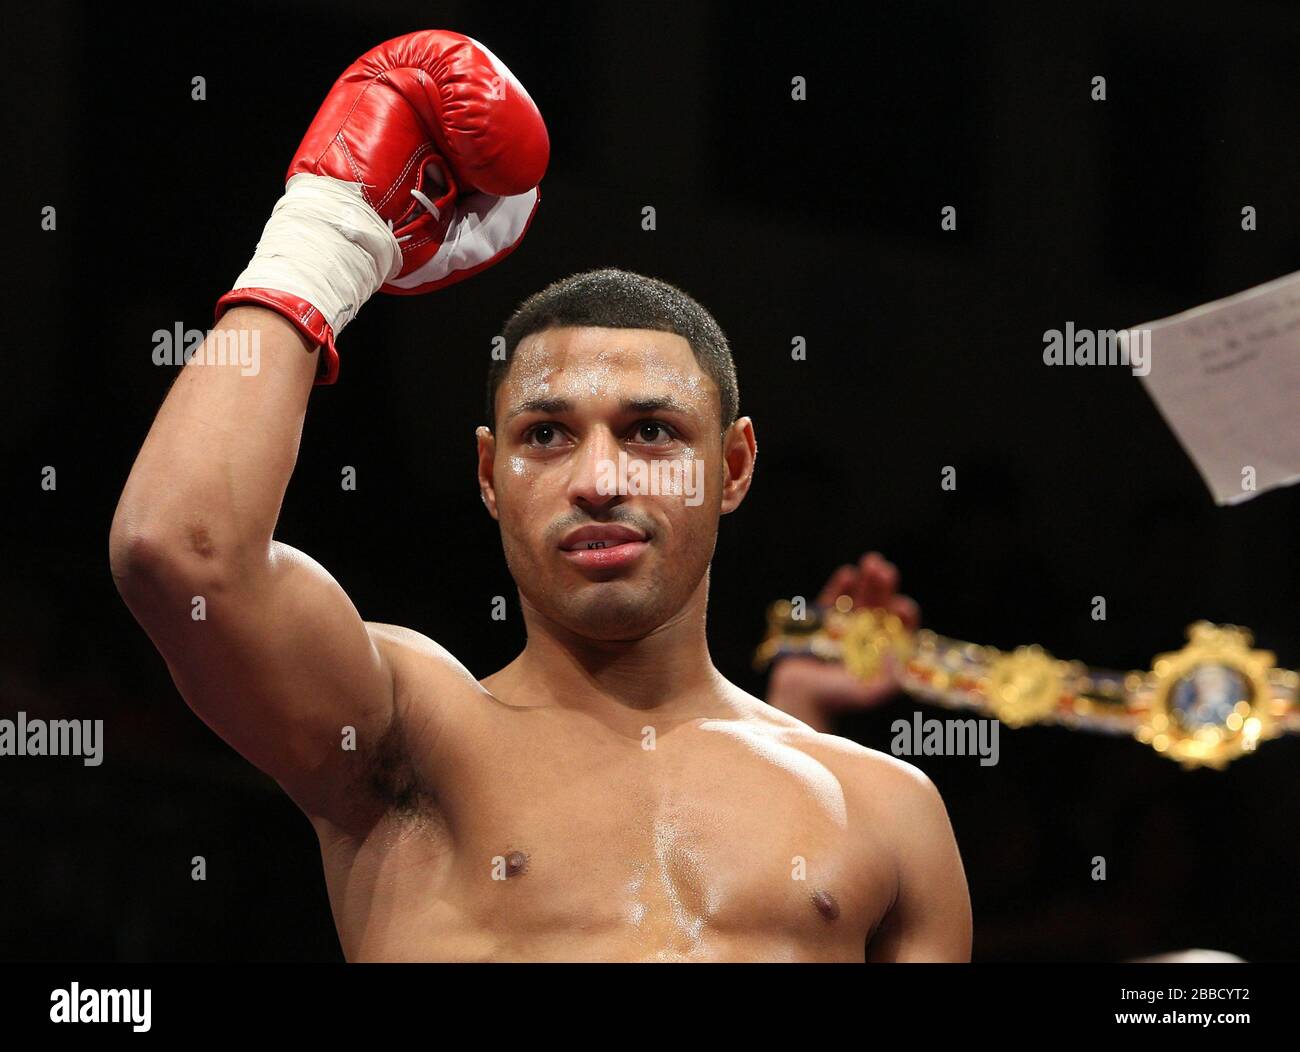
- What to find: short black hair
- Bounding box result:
[487,268,739,431]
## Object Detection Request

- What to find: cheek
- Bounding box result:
[656,472,717,550]
[498,455,541,512]
[506,455,531,483]
[497,457,551,554]
[643,445,713,519]
[668,444,715,510]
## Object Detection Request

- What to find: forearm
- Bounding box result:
[767,659,835,732]
[111,306,316,579]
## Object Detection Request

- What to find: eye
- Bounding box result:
[631,421,675,445]
[523,423,565,448]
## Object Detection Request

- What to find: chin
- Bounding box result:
[556,585,669,641]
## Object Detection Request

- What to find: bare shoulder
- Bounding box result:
[732,688,948,823]
[804,729,943,822]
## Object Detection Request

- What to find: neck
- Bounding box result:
[492,571,733,720]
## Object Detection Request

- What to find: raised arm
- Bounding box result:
[110,304,408,830]
[109,30,548,830]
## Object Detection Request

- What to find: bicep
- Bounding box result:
[867,769,972,962]
[135,540,397,824]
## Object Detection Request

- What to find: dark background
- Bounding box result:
[2,0,1297,961]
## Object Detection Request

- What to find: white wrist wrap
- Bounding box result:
[231,173,403,335]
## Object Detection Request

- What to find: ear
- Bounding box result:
[475,426,501,520]
[719,416,757,515]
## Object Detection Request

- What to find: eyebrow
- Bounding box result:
[503,395,697,422]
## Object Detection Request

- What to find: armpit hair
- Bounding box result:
[361,708,438,821]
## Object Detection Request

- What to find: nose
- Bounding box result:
[566,426,625,513]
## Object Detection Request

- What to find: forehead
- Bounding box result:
[503,326,713,408]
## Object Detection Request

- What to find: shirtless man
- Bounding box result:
[109,30,971,962]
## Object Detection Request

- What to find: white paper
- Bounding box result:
[1128,270,1300,505]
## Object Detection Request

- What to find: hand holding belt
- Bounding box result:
[755,597,1298,769]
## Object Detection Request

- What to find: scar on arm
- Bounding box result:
[186,524,216,560]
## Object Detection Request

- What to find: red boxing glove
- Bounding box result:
[218,30,549,382]
[290,29,549,294]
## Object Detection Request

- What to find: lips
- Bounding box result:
[558,524,648,551]
[558,524,650,573]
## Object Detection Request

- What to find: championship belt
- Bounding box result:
[754,597,1299,769]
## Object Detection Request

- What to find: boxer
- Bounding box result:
[110,30,971,961]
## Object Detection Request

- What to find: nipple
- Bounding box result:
[811,888,840,921]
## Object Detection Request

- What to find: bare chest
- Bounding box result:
[349,715,897,958]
